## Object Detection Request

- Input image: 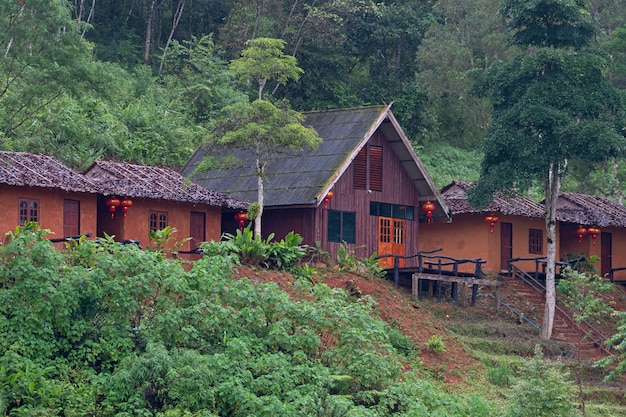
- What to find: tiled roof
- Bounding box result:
[441,180,545,218]
[84,160,248,210]
[0,151,99,193]
[556,192,626,227]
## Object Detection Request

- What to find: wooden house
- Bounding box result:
[419,180,547,274]
[83,160,247,253]
[0,151,99,245]
[183,104,450,267]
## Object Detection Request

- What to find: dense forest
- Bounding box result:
[2,0,626,195]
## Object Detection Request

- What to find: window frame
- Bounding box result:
[328,210,356,244]
[149,210,169,232]
[19,198,40,225]
[528,228,543,254]
[370,202,414,221]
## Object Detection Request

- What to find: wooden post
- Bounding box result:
[471,284,478,306]
[459,284,468,307]
[393,256,400,288]
[418,278,422,300]
[436,280,442,302]
[451,282,458,305]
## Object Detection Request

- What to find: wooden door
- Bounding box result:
[378,217,406,268]
[190,211,206,250]
[392,219,406,268]
[63,199,80,237]
[601,232,612,279]
[500,222,513,271]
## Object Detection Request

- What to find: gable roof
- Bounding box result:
[556,192,626,228]
[84,160,247,210]
[0,151,99,193]
[440,180,545,218]
[183,104,449,220]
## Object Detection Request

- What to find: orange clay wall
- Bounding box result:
[98,197,222,252]
[419,213,548,274]
[0,186,97,245]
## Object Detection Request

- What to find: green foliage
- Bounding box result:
[229,37,303,100]
[485,361,513,388]
[598,310,626,381]
[247,202,261,222]
[501,0,596,49]
[427,335,446,353]
[419,143,483,189]
[0,227,498,415]
[221,226,273,266]
[505,346,579,417]
[267,231,307,270]
[150,226,181,253]
[557,267,614,327]
[336,243,386,279]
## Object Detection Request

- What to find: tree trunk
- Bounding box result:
[159,0,186,74]
[541,163,561,340]
[144,0,158,64]
[255,159,264,237]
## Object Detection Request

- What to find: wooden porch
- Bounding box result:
[379,249,503,306]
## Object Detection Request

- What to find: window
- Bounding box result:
[370,202,414,220]
[149,211,168,231]
[328,210,356,243]
[529,229,543,254]
[353,145,383,191]
[19,198,39,225]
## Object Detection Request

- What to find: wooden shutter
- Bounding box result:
[369,146,383,191]
[353,147,367,189]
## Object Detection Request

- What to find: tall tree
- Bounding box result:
[208,38,321,237]
[0,0,94,141]
[470,0,626,340]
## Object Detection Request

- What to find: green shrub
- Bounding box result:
[427,335,446,352]
[485,361,513,387]
[221,225,273,266]
[505,346,579,417]
[267,231,307,270]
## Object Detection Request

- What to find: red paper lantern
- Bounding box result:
[587,226,600,245]
[575,226,587,243]
[485,214,499,233]
[421,201,436,224]
[234,211,248,231]
[324,190,334,210]
[120,198,133,219]
[105,196,121,219]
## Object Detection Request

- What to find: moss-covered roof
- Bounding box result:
[183,105,449,219]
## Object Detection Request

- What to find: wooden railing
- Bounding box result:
[48,232,93,243]
[378,249,491,305]
[608,266,626,283]
[509,261,612,356]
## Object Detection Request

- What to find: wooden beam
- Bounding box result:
[412,273,504,287]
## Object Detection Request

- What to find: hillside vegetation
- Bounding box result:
[2,226,626,416]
